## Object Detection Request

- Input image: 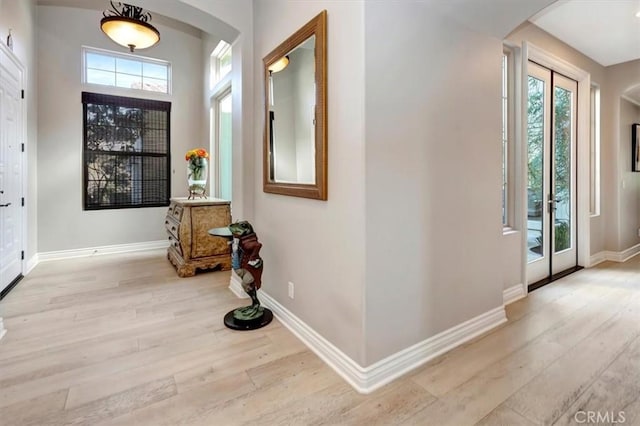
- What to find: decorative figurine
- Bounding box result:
[6,29,13,51]
[210,221,273,330]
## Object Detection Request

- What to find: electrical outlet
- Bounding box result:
[637,228,640,237]
[288,281,295,299]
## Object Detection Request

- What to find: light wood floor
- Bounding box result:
[0,250,639,425]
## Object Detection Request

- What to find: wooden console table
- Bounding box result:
[166,197,232,277]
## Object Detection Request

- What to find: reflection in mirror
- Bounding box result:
[620,87,640,171]
[269,36,316,184]
[263,10,327,200]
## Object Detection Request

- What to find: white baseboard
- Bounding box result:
[589,251,607,267]
[590,243,640,265]
[38,240,169,262]
[616,243,640,262]
[25,254,39,275]
[0,318,6,342]
[503,283,526,305]
[260,290,507,394]
[228,271,250,299]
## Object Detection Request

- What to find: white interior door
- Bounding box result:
[526,62,578,285]
[0,46,24,295]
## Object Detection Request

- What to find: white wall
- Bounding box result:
[175,0,254,222]
[252,0,557,368]
[619,97,640,250]
[612,77,640,251]
[254,1,367,364]
[36,5,204,252]
[605,60,640,252]
[0,0,38,262]
[364,2,505,364]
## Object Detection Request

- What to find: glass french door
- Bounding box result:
[527,62,578,285]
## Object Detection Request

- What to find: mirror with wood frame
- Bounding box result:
[263,10,327,200]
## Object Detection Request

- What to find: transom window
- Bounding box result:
[210,40,232,88]
[83,47,171,94]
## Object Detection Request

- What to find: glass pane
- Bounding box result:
[143,62,167,80]
[86,53,115,71]
[218,93,232,200]
[589,86,598,215]
[219,48,232,79]
[85,153,133,207]
[142,156,168,203]
[86,69,116,86]
[501,54,508,225]
[116,58,142,75]
[143,110,167,130]
[554,86,572,252]
[141,77,168,93]
[86,103,114,126]
[527,76,545,262]
[116,73,142,90]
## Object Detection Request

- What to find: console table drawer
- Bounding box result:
[165,197,232,277]
[165,216,180,240]
[167,203,184,221]
[168,235,182,256]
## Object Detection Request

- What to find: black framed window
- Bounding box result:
[82,92,171,210]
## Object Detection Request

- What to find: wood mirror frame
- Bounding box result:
[263,10,327,200]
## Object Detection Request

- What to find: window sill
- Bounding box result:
[503,227,518,236]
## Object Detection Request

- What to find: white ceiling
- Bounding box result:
[530,0,640,67]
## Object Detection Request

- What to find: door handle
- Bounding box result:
[0,202,11,207]
[547,195,556,212]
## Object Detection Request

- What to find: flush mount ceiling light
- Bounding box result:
[101,1,160,52]
[268,56,290,73]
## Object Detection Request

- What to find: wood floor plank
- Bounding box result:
[504,296,640,424]
[319,380,437,426]
[187,365,346,425]
[244,350,325,389]
[64,335,272,409]
[101,372,257,426]
[53,377,177,426]
[404,339,567,426]
[474,405,536,426]
[0,332,218,408]
[0,250,639,426]
[0,308,174,361]
[0,336,139,389]
[174,341,306,395]
[553,335,640,425]
[411,282,616,396]
[404,287,640,425]
[0,390,68,426]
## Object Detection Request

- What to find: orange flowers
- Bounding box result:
[185,148,209,161]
